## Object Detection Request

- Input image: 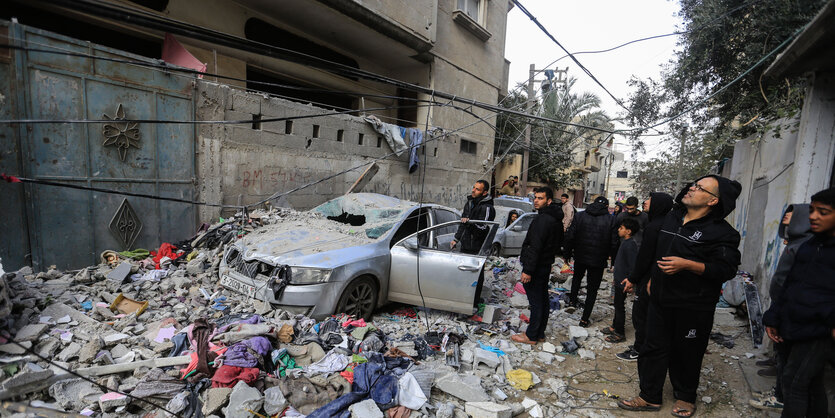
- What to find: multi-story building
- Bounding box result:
[0,0,511,269]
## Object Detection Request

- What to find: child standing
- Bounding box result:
[763,187,835,417]
[602,218,641,343]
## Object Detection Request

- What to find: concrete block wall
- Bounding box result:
[195,81,487,220]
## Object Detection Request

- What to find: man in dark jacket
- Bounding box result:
[618,175,741,417]
[564,196,618,327]
[511,186,564,345]
[617,192,674,361]
[451,180,495,254]
[616,196,650,245]
[763,187,835,418]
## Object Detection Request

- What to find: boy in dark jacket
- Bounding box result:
[564,196,618,327]
[751,203,812,411]
[619,175,741,417]
[763,187,835,418]
[511,187,564,345]
[601,217,640,343]
[617,192,674,361]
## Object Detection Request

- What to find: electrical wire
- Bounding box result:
[0,335,185,417]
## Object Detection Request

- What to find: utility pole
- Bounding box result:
[520,64,534,197]
[520,64,567,197]
[674,133,686,191]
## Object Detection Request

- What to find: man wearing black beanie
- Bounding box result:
[618,175,742,418]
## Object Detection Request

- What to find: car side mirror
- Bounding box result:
[402,237,419,250]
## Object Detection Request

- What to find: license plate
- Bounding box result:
[220,274,259,299]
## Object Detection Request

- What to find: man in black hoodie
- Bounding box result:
[617,192,674,361]
[564,196,618,327]
[619,175,741,417]
[763,187,835,418]
[511,186,564,345]
[451,180,495,254]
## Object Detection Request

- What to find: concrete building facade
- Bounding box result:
[0,0,512,269]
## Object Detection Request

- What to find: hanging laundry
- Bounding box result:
[408,128,424,174]
[363,115,408,156]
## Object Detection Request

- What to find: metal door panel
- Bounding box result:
[25,32,92,73]
[156,94,194,179]
[91,182,158,252]
[1,20,197,270]
[33,182,95,269]
[27,70,86,177]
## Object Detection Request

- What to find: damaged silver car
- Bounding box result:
[219,193,498,320]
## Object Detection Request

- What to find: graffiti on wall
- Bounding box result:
[237,167,314,195]
[367,181,466,208]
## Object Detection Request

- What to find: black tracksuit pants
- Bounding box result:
[778,337,832,417]
[638,300,714,404]
[523,265,551,341]
[568,262,604,322]
[631,280,649,352]
[612,282,627,335]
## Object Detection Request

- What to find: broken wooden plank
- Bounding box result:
[345,163,379,194]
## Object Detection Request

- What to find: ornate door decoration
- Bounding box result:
[109,198,143,249]
[102,104,141,161]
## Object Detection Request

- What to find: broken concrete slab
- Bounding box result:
[263,386,287,416]
[14,324,48,342]
[56,342,82,362]
[541,342,556,354]
[578,348,596,360]
[41,303,96,324]
[1,363,53,391]
[99,391,129,411]
[49,378,104,410]
[0,341,31,355]
[106,262,132,283]
[223,380,263,418]
[75,355,191,377]
[473,348,501,370]
[568,326,589,340]
[435,373,489,402]
[78,338,102,364]
[349,398,384,418]
[465,401,512,418]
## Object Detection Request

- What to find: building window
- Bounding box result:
[453,0,491,41]
[616,170,628,178]
[458,0,485,24]
[460,139,477,155]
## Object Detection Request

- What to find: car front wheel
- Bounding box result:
[335,276,378,320]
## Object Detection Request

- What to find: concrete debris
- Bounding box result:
[0,209,752,417]
[465,401,512,418]
[223,380,263,418]
[349,398,384,417]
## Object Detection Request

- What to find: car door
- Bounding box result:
[388,220,498,314]
[503,213,537,256]
[431,208,460,249]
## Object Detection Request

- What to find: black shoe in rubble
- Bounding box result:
[616,348,639,361]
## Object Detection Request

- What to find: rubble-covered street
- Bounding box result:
[0,209,777,417]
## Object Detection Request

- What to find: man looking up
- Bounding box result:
[451,180,495,254]
[618,175,741,418]
[511,187,564,345]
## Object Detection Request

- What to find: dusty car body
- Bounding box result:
[218,193,498,320]
[491,212,537,257]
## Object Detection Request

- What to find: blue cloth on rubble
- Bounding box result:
[222,336,271,368]
[307,352,399,417]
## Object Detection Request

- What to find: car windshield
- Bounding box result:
[311,194,410,239]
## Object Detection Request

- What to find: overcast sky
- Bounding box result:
[504,0,684,159]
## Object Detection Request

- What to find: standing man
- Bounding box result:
[616,196,649,244]
[560,193,575,232]
[499,177,516,196]
[618,175,741,418]
[511,187,564,345]
[451,180,495,254]
[564,196,618,327]
[618,192,674,361]
[763,188,835,418]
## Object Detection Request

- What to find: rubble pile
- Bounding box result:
[0,209,750,417]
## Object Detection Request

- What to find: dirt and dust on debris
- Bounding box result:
[0,208,774,417]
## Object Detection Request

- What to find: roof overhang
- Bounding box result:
[763,0,835,79]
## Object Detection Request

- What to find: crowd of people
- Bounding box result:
[457,175,835,418]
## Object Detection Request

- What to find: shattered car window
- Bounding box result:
[312,195,408,240]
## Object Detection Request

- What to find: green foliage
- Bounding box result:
[495,78,613,190]
[625,0,824,193]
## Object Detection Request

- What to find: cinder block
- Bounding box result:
[465,401,512,418]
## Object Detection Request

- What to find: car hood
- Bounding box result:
[234,219,381,269]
